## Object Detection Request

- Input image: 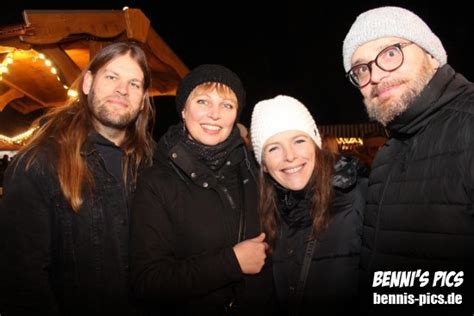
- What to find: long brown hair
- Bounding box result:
[258,146,334,251]
[16,41,155,212]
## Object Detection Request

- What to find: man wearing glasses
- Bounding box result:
[343,6,474,314]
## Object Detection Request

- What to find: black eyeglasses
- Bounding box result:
[346,42,413,88]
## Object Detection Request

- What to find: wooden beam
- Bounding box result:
[0,24,34,40]
[36,47,81,86]
[10,102,44,114]
[1,77,47,107]
[123,9,150,43]
[0,38,31,51]
[21,10,126,45]
[0,87,24,111]
[88,40,113,60]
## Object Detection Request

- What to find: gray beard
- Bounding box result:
[365,83,416,126]
[364,63,435,126]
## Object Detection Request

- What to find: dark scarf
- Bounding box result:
[179,122,243,170]
[274,154,360,235]
[157,123,245,170]
[275,183,313,235]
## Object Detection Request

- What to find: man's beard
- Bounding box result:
[88,90,141,129]
[363,61,436,126]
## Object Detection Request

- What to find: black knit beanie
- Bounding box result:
[175,64,246,117]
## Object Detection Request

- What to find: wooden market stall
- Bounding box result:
[319,122,388,166]
[0,8,188,145]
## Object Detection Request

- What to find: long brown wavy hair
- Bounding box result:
[16,41,156,212]
[258,145,334,251]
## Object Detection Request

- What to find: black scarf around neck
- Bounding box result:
[179,123,243,170]
[275,183,313,235]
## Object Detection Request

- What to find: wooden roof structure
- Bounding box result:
[0,8,188,115]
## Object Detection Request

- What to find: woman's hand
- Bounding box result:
[233,233,269,274]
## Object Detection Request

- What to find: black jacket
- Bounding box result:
[131,125,275,315]
[0,133,137,315]
[273,156,366,315]
[361,65,474,314]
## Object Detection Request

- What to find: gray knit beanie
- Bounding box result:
[342,6,447,72]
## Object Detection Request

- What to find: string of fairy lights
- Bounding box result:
[0,127,38,146]
[0,49,78,144]
[1,49,77,96]
[337,137,364,151]
[0,51,13,79]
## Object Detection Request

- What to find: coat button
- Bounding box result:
[191,172,197,178]
[171,153,178,159]
[202,182,209,188]
[226,161,231,166]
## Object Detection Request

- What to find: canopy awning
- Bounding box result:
[0,8,188,115]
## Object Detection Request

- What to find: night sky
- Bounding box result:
[2,0,474,139]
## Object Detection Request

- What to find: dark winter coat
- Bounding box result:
[361,65,474,314]
[130,125,275,315]
[272,155,366,315]
[0,133,137,315]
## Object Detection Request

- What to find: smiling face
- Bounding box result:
[262,130,316,191]
[351,37,439,125]
[182,83,238,146]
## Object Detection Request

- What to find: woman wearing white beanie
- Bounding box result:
[250,95,366,315]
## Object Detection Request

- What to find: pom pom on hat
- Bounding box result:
[250,95,321,164]
[342,6,447,72]
[175,64,246,116]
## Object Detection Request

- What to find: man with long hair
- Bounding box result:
[0,41,155,315]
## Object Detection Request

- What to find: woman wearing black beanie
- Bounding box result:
[130,64,275,315]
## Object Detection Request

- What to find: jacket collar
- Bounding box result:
[157,124,247,188]
[81,130,121,156]
[387,65,470,136]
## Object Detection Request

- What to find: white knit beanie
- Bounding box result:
[342,6,447,72]
[250,95,321,165]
